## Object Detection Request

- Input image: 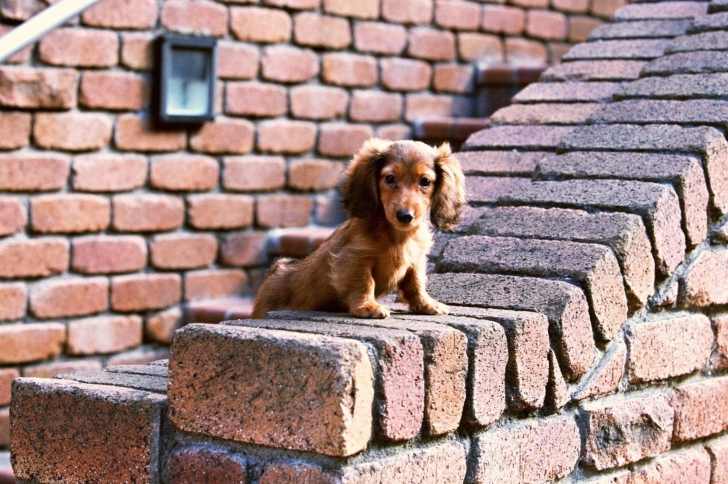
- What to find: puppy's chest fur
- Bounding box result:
[370,230,432,293]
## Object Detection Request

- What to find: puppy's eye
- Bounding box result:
[384,174,396,185]
[419,177,431,188]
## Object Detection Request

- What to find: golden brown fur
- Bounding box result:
[251,138,466,319]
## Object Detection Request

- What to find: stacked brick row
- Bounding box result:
[0,0,623,452]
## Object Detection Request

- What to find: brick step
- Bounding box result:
[185,296,254,324]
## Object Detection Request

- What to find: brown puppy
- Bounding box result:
[251,138,466,319]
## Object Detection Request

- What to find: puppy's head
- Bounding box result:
[342,138,466,232]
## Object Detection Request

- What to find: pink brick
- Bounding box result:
[112,194,184,232]
[322,53,378,87]
[0,153,69,192]
[672,377,728,442]
[350,91,402,122]
[67,315,143,355]
[0,238,69,279]
[115,114,186,152]
[706,437,728,484]
[506,38,548,65]
[433,64,474,93]
[679,249,728,306]
[257,194,314,228]
[711,315,728,371]
[288,159,344,191]
[323,0,378,18]
[630,448,711,483]
[0,197,25,236]
[72,154,146,192]
[435,0,481,30]
[188,194,254,229]
[223,155,286,191]
[226,82,287,118]
[376,124,411,141]
[184,269,248,301]
[353,22,407,55]
[38,28,118,67]
[0,111,30,149]
[149,155,219,192]
[34,112,112,151]
[258,120,317,154]
[217,41,259,80]
[121,32,154,70]
[294,12,351,49]
[318,123,374,157]
[405,93,453,122]
[0,66,78,109]
[150,233,217,270]
[82,0,158,29]
[31,194,110,234]
[408,27,456,61]
[552,0,588,12]
[22,360,103,379]
[290,85,349,120]
[79,71,147,110]
[482,5,526,35]
[264,0,320,8]
[29,277,108,319]
[458,32,503,62]
[0,282,26,322]
[145,307,182,345]
[526,10,567,40]
[382,0,434,24]
[381,58,431,91]
[261,45,319,83]
[0,323,65,365]
[72,235,147,274]
[169,448,247,484]
[161,0,228,37]
[220,231,268,266]
[111,273,182,311]
[0,368,19,406]
[230,7,292,43]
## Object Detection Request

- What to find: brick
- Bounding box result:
[0,369,18,406]
[590,19,690,40]
[223,155,286,191]
[690,11,728,33]
[501,179,686,277]
[569,16,604,42]
[261,45,319,83]
[471,206,654,311]
[668,31,728,53]
[0,408,7,447]
[564,39,668,61]
[0,238,68,279]
[0,153,69,191]
[59,371,167,394]
[711,315,728,371]
[79,71,146,111]
[0,283,25,322]
[376,124,411,141]
[541,60,646,81]
[630,448,712,484]
[290,85,348,120]
[169,324,373,455]
[217,41,259,80]
[289,159,344,191]
[433,64,474,94]
[82,0,157,29]
[525,10,567,40]
[513,82,618,103]
[72,154,146,192]
[0,323,65,365]
[106,348,170,367]
[511,0,547,7]
[258,120,317,154]
[231,7,291,42]
[322,53,378,87]
[161,0,228,37]
[259,462,335,483]
[11,378,166,483]
[149,154,218,192]
[595,99,728,131]
[121,32,154,70]
[318,123,374,157]
[672,377,728,442]
[188,118,254,155]
[504,38,546,65]
[491,102,599,125]
[31,194,110,234]
[72,235,147,275]
[30,277,108,319]
[679,248,728,307]
[353,22,407,55]
[456,151,544,176]
[643,51,728,76]
[257,194,313,228]
[188,194,254,229]
[553,0,587,13]
[323,0,377,18]
[220,231,268,266]
[115,114,186,152]
[111,273,182,311]
[613,2,707,20]
[263,0,319,7]
[572,339,626,401]
[33,112,112,152]
[112,194,184,232]
[225,82,287,118]
[405,93,453,122]
[408,27,456,62]
[145,307,182,345]
[0,198,25,237]
[627,314,713,384]
[458,32,503,62]
[268,226,334,257]
[150,234,217,270]
[471,415,580,483]
[464,125,575,150]
[184,269,247,302]
[294,12,350,49]
[169,448,246,484]
[559,124,728,217]
[315,194,347,225]
[0,111,30,150]
[706,437,728,483]
[591,0,626,18]
[38,28,118,67]
[349,91,402,123]
[581,393,673,470]
[67,315,142,355]
[381,58,431,91]
[382,0,433,24]
[482,5,525,34]
[432,0,478,30]
[228,317,425,441]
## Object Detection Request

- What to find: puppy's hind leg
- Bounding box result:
[251,258,295,319]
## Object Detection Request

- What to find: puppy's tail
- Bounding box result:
[251,258,295,319]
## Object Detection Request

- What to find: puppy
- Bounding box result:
[251,138,466,319]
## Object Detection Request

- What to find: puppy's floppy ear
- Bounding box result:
[341,138,391,219]
[431,142,466,232]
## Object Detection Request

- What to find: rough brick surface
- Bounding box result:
[82,0,158,29]
[39,28,118,67]
[679,248,728,307]
[145,307,181,345]
[288,159,344,191]
[643,51,728,76]
[464,125,575,150]
[436,0,481,30]
[72,235,147,274]
[230,7,292,43]
[112,194,184,232]
[111,273,181,312]
[79,71,146,110]
[710,315,728,371]
[184,269,248,301]
[572,339,627,401]
[616,73,728,100]
[433,64,474,93]
[257,194,313,228]
[11,378,166,483]
[150,234,217,270]
[408,27,456,61]
[630,448,712,483]
[381,58,431,91]
[0,369,18,406]
[160,0,228,37]
[34,112,112,152]
[541,60,646,81]
[223,156,285,191]
[613,2,707,20]
[115,115,186,152]
[323,53,378,87]
[513,82,618,103]
[0,238,68,279]
[482,5,524,34]
[491,103,599,125]
[324,0,377,18]
[294,13,351,49]
[168,448,247,484]
[23,360,104,379]
[459,32,504,63]
[0,283,26,322]
[189,119,255,155]
[150,155,219,192]
[290,85,349,120]
[581,393,674,470]
[0,153,69,192]
[169,324,374,456]
[672,377,728,442]
[589,19,690,40]
[261,45,319,83]
[707,437,728,484]
[120,33,154,70]
[0,67,79,109]
[353,22,407,55]
[188,194,254,229]
[0,112,30,150]
[382,0,433,24]
[30,277,108,319]
[72,154,146,192]
[220,231,268,267]
[67,315,143,355]
[0,323,65,365]
[218,41,259,80]
[0,198,25,237]
[318,123,374,157]
[258,120,317,154]
[225,82,287,118]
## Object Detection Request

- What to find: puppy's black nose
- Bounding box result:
[396,210,414,224]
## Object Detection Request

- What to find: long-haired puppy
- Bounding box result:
[251,138,466,319]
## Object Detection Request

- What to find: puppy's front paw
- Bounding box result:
[351,303,391,319]
[411,299,449,315]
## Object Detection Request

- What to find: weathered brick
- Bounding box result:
[463,177,528,204]
[145,307,182,345]
[120,32,154,70]
[258,120,317,154]
[0,282,26,322]
[706,437,728,483]
[525,10,567,40]
[72,235,147,275]
[322,53,378,87]
[263,0,319,8]
[541,60,646,81]
[512,82,618,103]
[595,99,728,132]
[261,45,319,83]
[257,194,313,228]
[616,73,728,100]
[614,2,707,21]
[188,194,254,230]
[82,0,157,29]
[381,0,433,24]
[630,448,712,484]
[150,233,217,270]
[223,155,285,191]
[67,315,143,355]
[323,0,377,18]
[294,12,351,49]
[458,32,503,62]
[349,91,402,123]
[0,238,68,279]
[290,85,349,120]
[289,159,344,191]
[38,28,118,67]
[471,415,580,483]
[504,38,545,65]
[572,339,626,401]
[456,151,544,176]
[568,16,604,42]
[589,18,690,40]
[667,31,728,55]
[169,448,246,484]
[29,277,108,319]
[433,64,474,94]
[161,0,228,37]
[31,194,110,234]
[679,248,728,307]
[0,111,30,150]
[643,51,728,76]
[318,123,374,157]
[501,179,686,278]
[408,27,456,61]
[106,348,170,367]
[0,198,25,237]
[115,114,186,152]
[0,369,18,406]
[112,194,184,232]
[189,118,254,155]
[553,0,588,13]
[111,273,182,311]
[464,125,575,150]
[217,41,259,80]
[220,231,269,267]
[491,102,599,125]
[376,124,411,141]
[72,154,146,192]
[563,39,668,62]
[11,378,166,483]
[672,377,728,442]
[405,93,453,122]
[353,22,407,55]
[690,10,728,32]
[225,81,287,118]
[711,315,728,371]
[381,57,431,91]
[434,0,480,30]
[34,112,112,152]
[169,324,374,456]
[0,153,69,192]
[0,323,65,365]
[149,154,218,192]
[482,5,525,34]
[184,269,247,301]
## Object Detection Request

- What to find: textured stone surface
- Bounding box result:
[0,153,69,191]
[564,39,669,60]
[512,82,618,103]
[588,19,691,40]
[581,393,674,470]
[455,151,546,176]
[59,370,167,394]
[710,315,728,371]
[706,437,728,484]
[612,2,707,21]
[466,176,531,204]
[594,99,728,130]
[0,238,68,279]
[671,377,728,442]
[67,315,143,356]
[616,73,728,99]
[643,51,728,75]
[437,235,627,341]
[541,60,646,81]
[572,339,627,401]
[679,248,728,307]
[10,378,166,483]
[491,103,599,125]
[464,125,576,151]
[428,272,592,383]
[168,448,246,484]
[689,10,728,32]
[168,324,374,456]
[629,447,712,483]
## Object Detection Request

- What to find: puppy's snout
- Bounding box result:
[396,210,414,224]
